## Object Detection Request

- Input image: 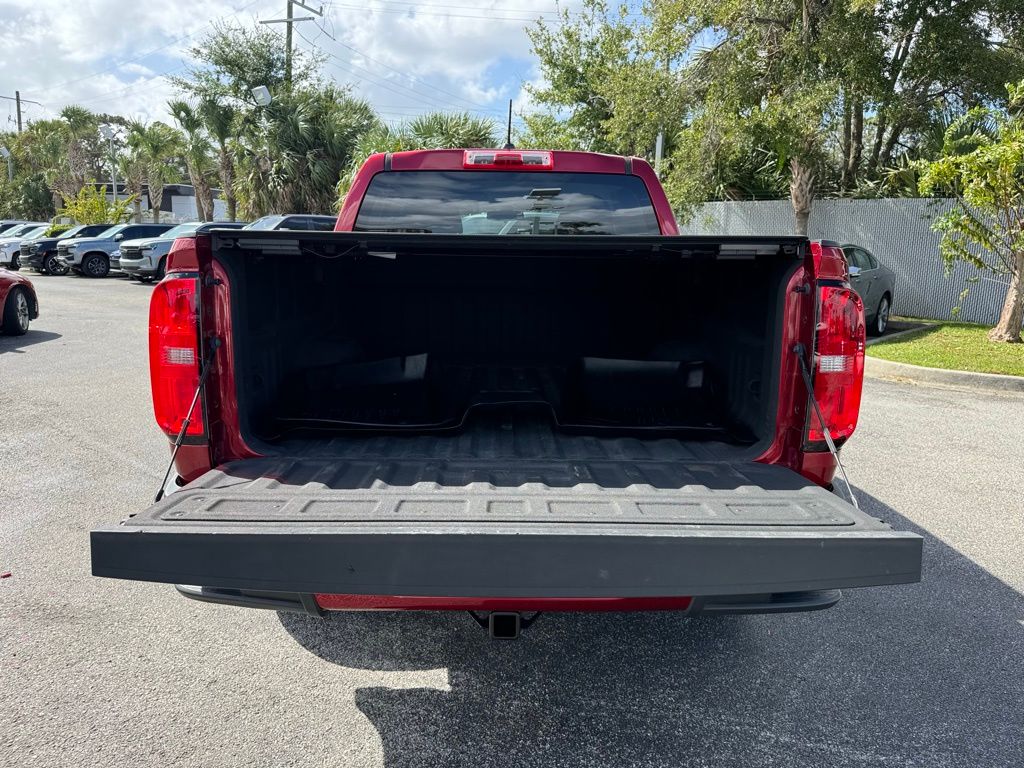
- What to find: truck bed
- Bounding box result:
[251,409,777,489]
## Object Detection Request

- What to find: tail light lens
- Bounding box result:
[149,276,204,437]
[806,285,865,447]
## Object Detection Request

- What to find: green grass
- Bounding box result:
[867,321,1024,376]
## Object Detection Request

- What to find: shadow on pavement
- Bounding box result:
[279,490,1024,767]
[0,329,62,354]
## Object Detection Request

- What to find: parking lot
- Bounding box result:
[2,273,1023,768]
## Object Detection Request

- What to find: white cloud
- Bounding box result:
[0,0,580,125]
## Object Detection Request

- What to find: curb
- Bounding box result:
[864,355,1024,394]
[865,325,932,347]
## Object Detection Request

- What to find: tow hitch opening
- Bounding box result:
[468,611,542,639]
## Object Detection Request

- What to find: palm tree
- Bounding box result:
[122,121,148,223]
[199,98,238,221]
[169,99,215,221]
[135,122,182,223]
[406,112,497,149]
[235,86,376,217]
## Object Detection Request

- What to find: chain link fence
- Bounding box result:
[678,198,1010,326]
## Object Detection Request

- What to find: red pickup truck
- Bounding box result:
[91,149,921,637]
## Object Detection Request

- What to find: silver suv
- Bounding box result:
[120,221,251,281]
[60,223,174,278]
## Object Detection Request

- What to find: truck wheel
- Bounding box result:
[155,257,166,281]
[82,253,109,278]
[2,287,31,335]
[9,253,20,271]
[44,254,69,276]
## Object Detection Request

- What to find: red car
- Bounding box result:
[0,269,38,336]
[91,150,921,638]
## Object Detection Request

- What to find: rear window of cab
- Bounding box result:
[354,171,661,235]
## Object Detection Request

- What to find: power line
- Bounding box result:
[321,1,645,23]
[296,27,507,118]
[310,19,498,113]
[260,0,323,85]
[74,66,189,107]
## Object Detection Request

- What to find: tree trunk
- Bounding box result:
[150,181,163,223]
[789,157,815,236]
[219,149,236,222]
[988,252,1024,342]
[848,98,863,188]
[869,112,887,173]
[198,177,214,222]
[879,122,906,169]
[840,97,852,191]
[185,162,207,221]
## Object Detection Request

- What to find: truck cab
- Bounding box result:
[91,149,921,634]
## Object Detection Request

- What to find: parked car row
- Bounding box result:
[2,214,337,281]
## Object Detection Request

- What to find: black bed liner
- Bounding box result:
[91,457,921,598]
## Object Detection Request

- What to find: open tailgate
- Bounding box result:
[91,459,921,597]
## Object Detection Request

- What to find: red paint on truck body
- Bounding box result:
[153,149,858,609]
[314,594,694,612]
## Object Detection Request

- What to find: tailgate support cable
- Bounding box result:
[793,343,859,509]
[154,340,218,503]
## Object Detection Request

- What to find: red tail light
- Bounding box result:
[463,150,553,169]
[806,285,865,447]
[149,276,204,437]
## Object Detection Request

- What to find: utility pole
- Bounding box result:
[0,92,42,132]
[285,0,293,85]
[259,0,323,88]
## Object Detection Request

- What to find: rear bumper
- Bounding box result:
[174,584,843,616]
[91,461,922,602]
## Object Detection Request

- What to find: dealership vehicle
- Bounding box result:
[0,220,34,236]
[243,214,337,231]
[91,149,922,638]
[842,244,897,336]
[120,221,247,282]
[0,224,49,270]
[0,269,39,335]
[22,224,113,275]
[60,222,174,277]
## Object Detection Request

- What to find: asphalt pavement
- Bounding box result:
[2,273,1023,768]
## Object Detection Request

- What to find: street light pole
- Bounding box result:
[0,146,12,182]
[100,126,117,208]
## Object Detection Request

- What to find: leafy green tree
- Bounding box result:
[0,173,55,220]
[171,22,322,104]
[235,85,377,217]
[841,0,1024,190]
[58,183,134,225]
[917,83,1024,342]
[168,100,216,220]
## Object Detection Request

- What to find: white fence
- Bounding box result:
[678,198,1010,326]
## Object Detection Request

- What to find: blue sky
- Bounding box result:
[0,0,592,130]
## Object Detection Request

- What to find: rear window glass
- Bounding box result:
[354,171,661,235]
